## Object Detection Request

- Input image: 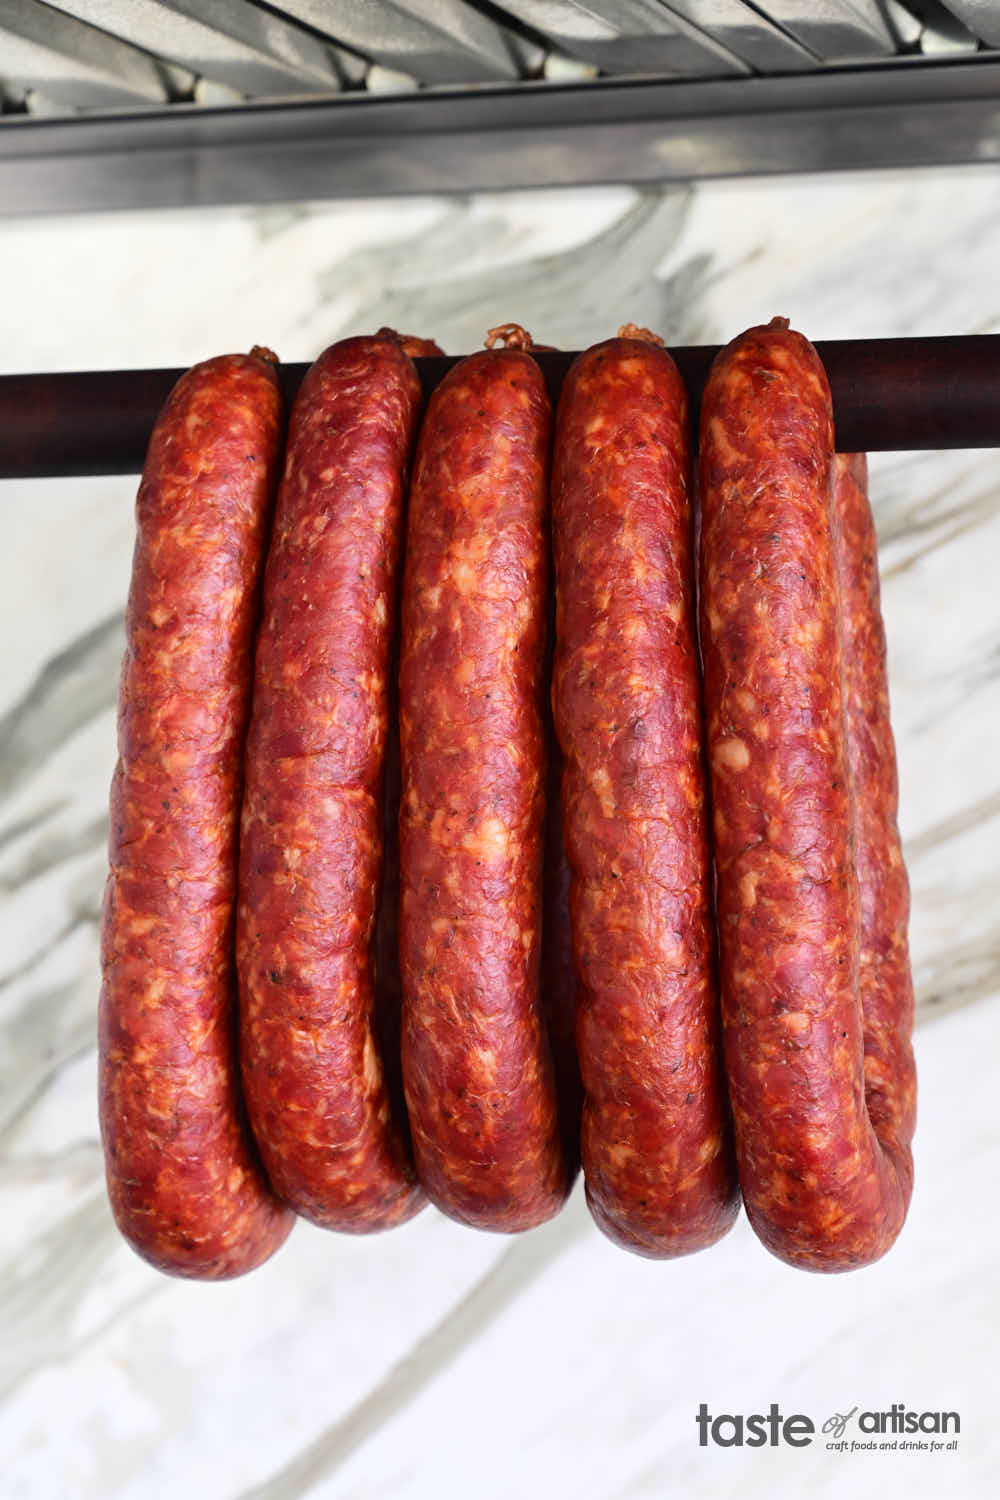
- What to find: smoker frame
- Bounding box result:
[2,57,999,216]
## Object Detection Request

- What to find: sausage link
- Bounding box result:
[238,332,424,1232]
[552,336,739,1257]
[99,349,294,1279]
[393,331,445,359]
[699,320,915,1271]
[833,453,917,1161]
[399,348,569,1231]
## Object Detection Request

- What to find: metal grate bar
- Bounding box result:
[657,2,819,71]
[745,2,897,60]
[0,0,182,109]
[265,1,522,83]
[919,0,988,47]
[492,2,749,76]
[3,60,999,213]
[937,1,1000,44]
[42,2,344,97]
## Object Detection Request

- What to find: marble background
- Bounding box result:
[1,165,999,1499]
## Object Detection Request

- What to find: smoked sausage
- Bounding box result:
[551,331,739,1257]
[833,451,917,1195]
[237,331,424,1232]
[698,319,915,1271]
[99,349,294,1279]
[399,339,570,1231]
[397,333,445,359]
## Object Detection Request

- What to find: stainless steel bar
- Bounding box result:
[265,1,521,83]
[0,0,182,109]
[2,336,999,478]
[492,2,749,76]
[920,7,980,51]
[1,59,998,212]
[937,1,1000,44]
[884,0,924,45]
[41,1,343,98]
[748,1,896,59]
[657,1,819,70]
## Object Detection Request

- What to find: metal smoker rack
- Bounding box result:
[1,2,999,213]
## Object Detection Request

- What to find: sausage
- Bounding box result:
[373,328,436,1135]
[832,451,917,1195]
[99,348,294,1279]
[493,324,582,1174]
[237,331,424,1232]
[396,332,445,359]
[551,331,739,1257]
[698,318,915,1271]
[399,340,570,1231]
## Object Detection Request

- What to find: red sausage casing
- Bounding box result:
[552,336,739,1257]
[399,348,570,1231]
[238,332,424,1232]
[833,452,917,1181]
[699,322,915,1271]
[99,350,294,1279]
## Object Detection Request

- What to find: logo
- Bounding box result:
[696,1403,813,1448]
[696,1403,961,1453]
[822,1407,857,1440]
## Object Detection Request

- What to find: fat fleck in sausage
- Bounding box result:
[399,332,570,1231]
[99,348,294,1279]
[551,329,739,1257]
[238,331,425,1232]
[699,319,915,1271]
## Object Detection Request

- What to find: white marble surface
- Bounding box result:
[2,167,1000,1499]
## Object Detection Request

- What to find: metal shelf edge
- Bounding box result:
[1,59,999,213]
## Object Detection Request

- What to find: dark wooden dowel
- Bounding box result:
[1,336,998,479]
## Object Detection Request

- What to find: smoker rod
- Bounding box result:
[1,335,998,479]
